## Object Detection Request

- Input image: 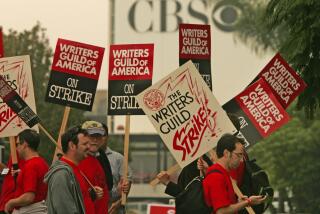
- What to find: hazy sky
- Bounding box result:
[0,0,274,133]
[0,0,110,89]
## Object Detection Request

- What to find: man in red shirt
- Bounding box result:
[198,151,246,187]
[45,125,103,214]
[4,129,49,214]
[202,134,266,214]
[197,112,247,189]
[0,153,25,214]
[79,120,109,214]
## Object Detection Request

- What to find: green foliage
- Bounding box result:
[207,1,320,210]
[233,0,288,54]
[266,0,320,119]
[3,23,86,163]
[249,105,320,212]
[233,0,320,118]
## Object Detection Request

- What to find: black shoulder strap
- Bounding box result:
[97,148,113,190]
[244,158,258,174]
[205,169,222,177]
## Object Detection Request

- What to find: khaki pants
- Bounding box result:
[12,201,47,214]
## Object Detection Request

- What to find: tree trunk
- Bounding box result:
[277,188,286,213]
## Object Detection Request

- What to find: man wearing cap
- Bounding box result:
[79,121,110,214]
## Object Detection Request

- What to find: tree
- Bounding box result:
[228,1,320,212]
[249,104,320,213]
[3,23,86,162]
[233,0,320,118]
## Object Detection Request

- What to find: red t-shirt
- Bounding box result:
[203,163,237,213]
[79,155,109,214]
[61,157,95,214]
[14,157,48,204]
[0,155,25,211]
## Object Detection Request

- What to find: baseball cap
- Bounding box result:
[81,121,106,136]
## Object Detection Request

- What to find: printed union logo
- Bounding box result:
[143,89,165,111]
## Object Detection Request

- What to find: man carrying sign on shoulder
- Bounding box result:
[4,129,48,214]
[202,134,266,214]
[45,126,104,214]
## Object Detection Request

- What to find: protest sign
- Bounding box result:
[45,38,105,111]
[0,27,3,58]
[108,43,154,115]
[179,24,212,90]
[0,75,40,131]
[108,43,154,204]
[147,204,175,214]
[137,61,236,168]
[251,53,307,108]
[0,56,39,137]
[223,78,290,147]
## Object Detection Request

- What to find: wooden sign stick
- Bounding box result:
[121,115,131,205]
[231,179,255,214]
[52,106,71,163]
[9,136,19,189]
[9,137,18,169]
[38,123,61,151]
[150,163,181,186]
[150,148,217,186]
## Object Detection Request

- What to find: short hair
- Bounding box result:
[61,125,88,153]
[18,129,40,151]
[101,123,109,137]
[216,133,244,158]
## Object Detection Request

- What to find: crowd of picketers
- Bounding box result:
[0,121,132,214]
[0,116,270,214]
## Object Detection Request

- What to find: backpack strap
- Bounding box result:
[244,158,259,175]
[205,169,222,177]
[184,169,222,190]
